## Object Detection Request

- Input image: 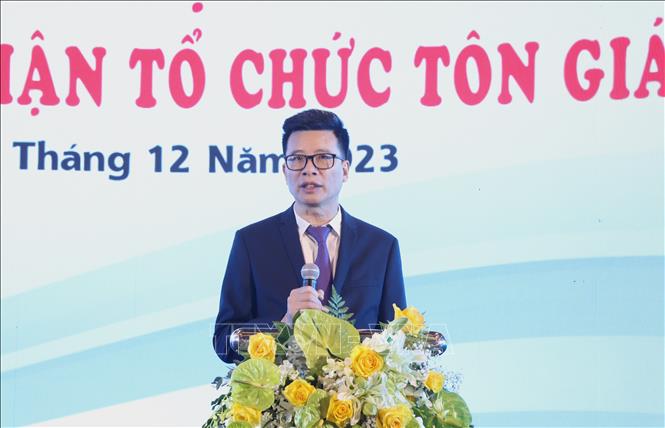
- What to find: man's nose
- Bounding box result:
[302,158,318,175]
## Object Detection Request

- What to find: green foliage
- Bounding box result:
[203,387,232,428]
[201,409,225,428]
[273,321,293,343]
[211,376,225,389]
[293,309,360,374]
[231,358,280,387]
[227,422,253,428]
[414,405,450,428]
[231,382,275,413]
[387,316,408,333]
[292,389,328,428]
[294,405,321,428]
[306,389,328,409]
[273,321,294,356]
[406,418,421,428]
[310,389,331,420]
[203,301,473,428]
[432,390,473,428]
[230,358,280,411]
[325,286,355,325]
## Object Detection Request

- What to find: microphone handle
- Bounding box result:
[302,279,317,288]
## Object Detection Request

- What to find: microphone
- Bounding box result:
[301,263,320,288]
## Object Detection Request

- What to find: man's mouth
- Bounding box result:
[301,183,322,189]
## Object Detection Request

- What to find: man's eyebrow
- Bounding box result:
[288,149,334,155]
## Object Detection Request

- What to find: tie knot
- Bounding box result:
[306,225,331,244]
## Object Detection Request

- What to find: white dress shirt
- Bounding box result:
[293,206,342,277]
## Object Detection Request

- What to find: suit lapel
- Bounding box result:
[333,207,357,295]
[278,206,305,285]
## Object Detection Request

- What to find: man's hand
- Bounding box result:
[282,287,328,323]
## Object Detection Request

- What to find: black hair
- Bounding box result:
[281,109,350,161]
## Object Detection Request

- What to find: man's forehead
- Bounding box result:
[288,129,337,141]
[286,130,340,152]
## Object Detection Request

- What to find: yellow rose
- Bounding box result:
[230,403,261,426]
[247,332,276,362]
[350,345,384,378]
[392,304,425,335]
[283,378,316,407]
[424,371,445,393]
[326,393,354,427]
[376,404,413,428]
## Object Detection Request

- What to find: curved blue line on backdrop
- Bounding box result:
[2,256,663,426]
[0,231,231,355]
[409,256,664,342]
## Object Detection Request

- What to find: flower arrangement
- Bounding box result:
[204,291,472,428]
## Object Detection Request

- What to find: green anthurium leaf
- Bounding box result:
[306,389,327,408]
[294,405,321,428]
[231,382,274,412]
[293,309,360,373]
[434,391,472,428]
[231,358,280,388]
[310,389,330,417]
[230,358,280,411]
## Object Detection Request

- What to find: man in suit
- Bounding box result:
[213,109,407,363]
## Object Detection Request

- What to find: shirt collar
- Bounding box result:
[294,206,342,237]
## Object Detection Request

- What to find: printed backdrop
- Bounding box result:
[1,2,663,427]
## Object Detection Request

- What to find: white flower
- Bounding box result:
[390,329,406,348]
[278,359,300,385]
[362,331,390,352]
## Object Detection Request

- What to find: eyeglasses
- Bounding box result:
[284,153,345,171]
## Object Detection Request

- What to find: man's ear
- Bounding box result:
[342,160,350,182]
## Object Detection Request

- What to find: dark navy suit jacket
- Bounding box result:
[213,205,407,363]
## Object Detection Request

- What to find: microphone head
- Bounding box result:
[301,263,320,280]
